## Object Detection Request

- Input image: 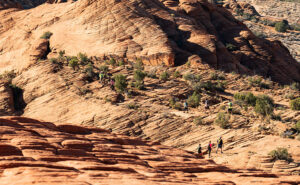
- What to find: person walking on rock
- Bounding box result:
[183,101,188,113]
[99,72,105,84]
[205,99,209,109]
[110,78,115,90]
[197,144,202,158]
[227,101,233,114]
[208,141,212,158]
[216,136,223,154]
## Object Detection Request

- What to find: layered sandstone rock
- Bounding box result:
[0,0,299,83]
[0,116,299,184]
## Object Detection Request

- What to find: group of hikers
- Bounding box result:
[184,99,233,113]
[99,71,115,90]
[197,136,223,158]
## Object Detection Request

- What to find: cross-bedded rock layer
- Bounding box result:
[0,116,299,184]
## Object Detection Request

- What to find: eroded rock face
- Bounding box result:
[0,116,299,184]
[0,0,299,83]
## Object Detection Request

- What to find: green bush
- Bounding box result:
[193,117,203,125]
[210,72,225,80]
[248,76,270,89]
[234,92,257,106]
[269,148,293,162]
[187,92,201,108]
[290,24,300,31]
[59,50,65,58]
[160,71,169,81]
[275,21,288,32]
[118,60,124,66]
[134,81,144,90]
[295,120,300,132]
[134,59,144,70]
[69,58,79,70]
[290,97,300,110]
[183,73,201,83]
[134,70,146,82]
[215,81,226,92]
[215,112,230,129]
[109,58,116,66]
[99,65,109,74]
[114,74,127,93]
[173,71,181,78]
[84,63,94,78]
[226,43,238,51]
[271,114,281,121]
[78,53,89,65]
[49,58,58,64]
[255,95,274,116]
[174,102,182,110]
[127,103,139,109]
[40,31,53,39]
[290,82,300,91]
[169,98,176,108]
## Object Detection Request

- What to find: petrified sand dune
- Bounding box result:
[0,0,299,83]
[0,116,299,184]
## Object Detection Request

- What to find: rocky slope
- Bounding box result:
[0,56,297,175]
[237,0,300,24]
[224,0,300,62]
[0,0,299,83]
[0,116,299,184]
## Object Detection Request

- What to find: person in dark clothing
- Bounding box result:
[208,141,212,158]
[216,136,223,154]
[197,144,202,157]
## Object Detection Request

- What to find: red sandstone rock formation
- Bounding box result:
[0,0,299,83]
[0,116,299,184]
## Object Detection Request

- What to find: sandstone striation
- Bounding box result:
[0,0,299,83]
[0,116,299,184]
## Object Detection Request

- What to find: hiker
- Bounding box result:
[227,101,233,114]
[216,136,223,154]
[208,141,212,158]
[197,144,202,157]
[205,99,209,109]
[99,72,105,84]
[110,78,115,90]
[183,101,188,112]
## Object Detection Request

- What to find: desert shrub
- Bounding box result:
[215,112,230,129]
[295,120,300,132]
[40,31,53,39]
[253,31,267,39]
[147,70,157,79]
[160,71,169,81]
[248,76,270,88]
[49,58,58,64]
[271,114,281,121]
[255,95,274,116]
[134,59,144,70]
[284,93,295,100]
[78,53,89,65]
[183,73,201,83]
[234,92,257,106]
[290,97,300,110]
[269,148,293,162]
[275,21,288,33]
[173,71,181,78]
[187,92,201,108]
[290,82,300,91]
[210,72,225,80]
[127,103,139,109]
[59,50,65,57]
[99,65,109,74]
[134,80,144,90]
[193,117,203,125]
[114,74,127,93]
[169,98,176,108]
[290,24,300,31]
[226,43,238,51]
[260,19,276,27]
[84,63,94,78]
[0,70,16,83]
[109,58,116,66]
[68,58,79,70]
[215,81,226,92]
[199,81,214,91]
[118,60,124,66]
[134,70,146,82]
[133,69,146,91]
